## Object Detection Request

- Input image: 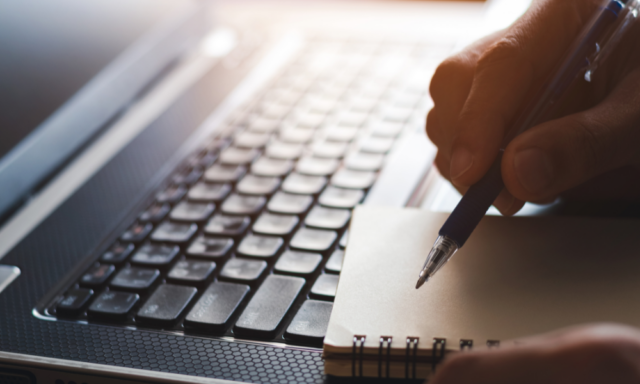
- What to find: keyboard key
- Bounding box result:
[131,243,180,267]
[172,167,203,186]
[279,127,314,143]
[252,213,299,236]
[295,157,339,176]
[234,275,305,338]
[204,164,246,183]
[358,136,394,153]
[290,227,337,252]
[80,264,115,287]
[156,185,187,204]
[187,236,234,259]
[169,201,215,222]
[337,111,368,128]
[382,106,413,123]
[285,300,333,343]
[184,282,250,332]
[248,116,279,133]
[265,141,303,160]
[236,174,281,195]
[369,121,403,137]
[168,260,216,284]
[188,182,231,202]
[220,194,266,215]
[56,288,93,317]
[88,291,139,321]
[234,131,271,148]
[305,206,351,230]
[318,186,364,209]
[274,250,322,276]
[345,152,384,171]
[311,141,348,158]
[293,111,325,129]
[267,191,313,215]
[219,147,259,165]
[322,126,358,142]
[136,284,197,326]
[331,169,376,189]
[110,267,160,292]
[251,157,293,177]
[237,234,284,258]
[121,222,153,243]
[219,258,267,282]
[150,222,197,244]
[325,249,344,273]
[310,274,339,300]
[204,214,251,237]
[281,173,327,195]
[139,203,170,223]
[100,243,134,264]
[185,149,218,169]
[340,230,348,249]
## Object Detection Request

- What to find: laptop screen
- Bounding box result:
[0,0,203,221]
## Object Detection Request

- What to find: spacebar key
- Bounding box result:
[234,275,305,339]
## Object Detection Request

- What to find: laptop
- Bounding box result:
[0,0,528,382]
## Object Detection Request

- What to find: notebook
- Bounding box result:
[323,206,640,379]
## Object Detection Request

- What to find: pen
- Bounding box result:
[416,0,639,289]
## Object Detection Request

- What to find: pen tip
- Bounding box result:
[415,278,426,289]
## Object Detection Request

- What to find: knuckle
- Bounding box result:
[429,56,471,101]
[476,34,528,73]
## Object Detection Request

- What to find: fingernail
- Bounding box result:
[514,148,554,194]
[494,192,515,214]
[450,148,474,180]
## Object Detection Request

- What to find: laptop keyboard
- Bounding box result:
[48,39,447,347]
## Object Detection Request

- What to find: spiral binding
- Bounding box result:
[350,335,500,377]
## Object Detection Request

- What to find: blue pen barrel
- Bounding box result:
[438,155,504,248]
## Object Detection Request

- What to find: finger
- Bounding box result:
[449,0,601,187]
[502,68,640,202]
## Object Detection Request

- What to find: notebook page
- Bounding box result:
[325,206,640,353]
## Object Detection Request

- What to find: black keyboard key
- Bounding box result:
[56,288,93,317]
[184,282,250,332]
[130,243,179,267]
[100,243,134,264]
[172,167,203,186]
[252,213,299,236]
[156,185,187,204]
[187,236,234,259]
[234,275,305,338]
[139,203,170,223]
[219,147,259,165]
[168,259,216,284]
[290,227,337,252]
[169,201,215,222]
[267,192,313,215]
[150,222,197,244]
[345,152,384,171]
[220,194,266,215]
[274,250,321,276]
[88,291,139,321]
[295,157,339,176]
[285,300,333,343]
[310,274,339,300]
[318,186,364,209]
[251,157,293,177]
[204,164,246,183]
[219,258,267,282]
[110,267,160,292]
[305,206,351,230]
[325,249,344,273]
[281,173,327,195]
[204,214,250,237]
[236,234,284,258]
[120,222,152,243]
[136,284,197,326]
[236,174,281,195]
[188,182,231,202]
[80,264,115,287]
[331,169,375,189]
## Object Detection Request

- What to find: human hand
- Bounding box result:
[428,323,640,384]
[427,0,640,215]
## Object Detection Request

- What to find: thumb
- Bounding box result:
[502,69,640,202]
